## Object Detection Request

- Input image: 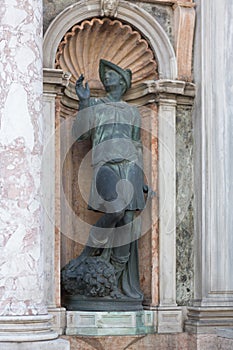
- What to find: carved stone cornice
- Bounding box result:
[133,79,195,104]
[60,79,195,108]
[174,2,195,8]
[154,80,195,105]
[43,69,71,95]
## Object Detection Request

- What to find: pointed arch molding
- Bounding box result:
[43,0,177,79]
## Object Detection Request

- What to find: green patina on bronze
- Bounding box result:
[62,59,150,311]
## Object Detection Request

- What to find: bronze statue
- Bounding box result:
[62,59,148,311]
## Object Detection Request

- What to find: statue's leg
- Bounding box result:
[113,210,134,254]
[87,210,125,249]
[111,211,134,282]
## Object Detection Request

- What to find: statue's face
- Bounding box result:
[103,69,121,89]
[104,0,116,10]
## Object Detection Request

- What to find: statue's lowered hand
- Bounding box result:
[75,74,90,101]
[143,185,156,199]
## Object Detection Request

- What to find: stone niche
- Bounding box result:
[43,0,195,336]
[55,17,159,308]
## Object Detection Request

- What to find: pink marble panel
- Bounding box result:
[0,0,45,315]
[218,337,233,350]
[63,333,213,350]
[196,334,218,350]
[63,335,144,350]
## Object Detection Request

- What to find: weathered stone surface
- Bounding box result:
[134,2,174,46]
[218,337,233,350]
[0,0,47,318]
[176,106,194,305]
[43,0,77,33]
[43,1,174,47]
[63,333,233,350]
[62,333,225,350]
[0,339,70,350]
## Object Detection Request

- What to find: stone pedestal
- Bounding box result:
[48,307,67,336]
[65,310,155,336]
[157,307,183,334]
[186,307,233,334]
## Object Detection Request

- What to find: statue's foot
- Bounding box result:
[110,288,125,299]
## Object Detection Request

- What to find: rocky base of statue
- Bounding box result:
[62,294,143,312]
[62,256,119,298]
[61,253,143,311]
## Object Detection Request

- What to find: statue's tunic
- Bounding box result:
[72,96,145,213]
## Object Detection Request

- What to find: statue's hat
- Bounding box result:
[99,59,132,90]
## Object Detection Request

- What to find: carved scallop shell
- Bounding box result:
[55,18,158,91]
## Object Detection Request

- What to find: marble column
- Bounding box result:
[0,1,69,349]
[185,0,233,333]
[156,81,184,333]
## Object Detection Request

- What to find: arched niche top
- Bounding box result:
[55,18,158,93]
[43,0,177,80]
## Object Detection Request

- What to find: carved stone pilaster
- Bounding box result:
[147,80,195,333]
[43,69,71,335]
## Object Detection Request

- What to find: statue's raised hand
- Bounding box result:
[75,74,90,101]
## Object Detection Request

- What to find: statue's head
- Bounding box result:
[99,59,132,94]
[101,0,119,17]
[104,0,116,11]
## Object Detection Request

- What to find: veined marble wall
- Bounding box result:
[176,105,194,305]
[134,1,174,46]
[0,0,70,348]
[43,0,77,33]
[0,0,45,317]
